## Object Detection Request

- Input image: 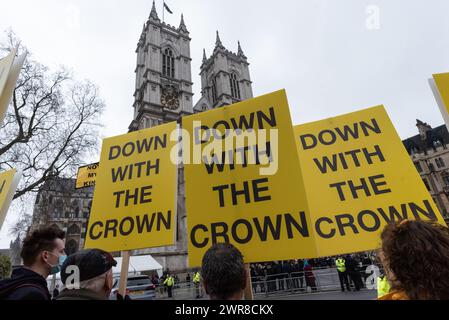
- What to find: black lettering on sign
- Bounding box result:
[313,199,439,239]
[212,179,272,207]
[190,224,209,248]
[299,118,381,150]
[87,172,96,178]
[113,186,153,208]
[0,180,5,194]
[357,210,381,232]
[87,164,98,170]
[315,217,336,239]
[189,212,311,248]
[313,145,385,174]
[111,159,160,183]
[231,219,253,244]
[329,174,391,201]
[193,107,277,145]
[203,142,272,174]
[88,211,172,240]
[108,134,167,160]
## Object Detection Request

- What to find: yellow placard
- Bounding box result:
[0,169,20,231]
[0,49,27,124]
[183,90,315,267]
[0,48,16,124]
[76,162,99,189]
[84,122,178,252]
[294,105,446,257]
[433,72,449,117]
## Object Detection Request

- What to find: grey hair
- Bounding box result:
[78,269,111,292]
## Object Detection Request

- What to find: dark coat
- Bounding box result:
[56,288,108,300]
[0,267,51,300]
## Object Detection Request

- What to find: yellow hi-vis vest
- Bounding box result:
[336,258,346,272]
[164,276,174,287]
[193,272,201,284]
[377,276,391,298]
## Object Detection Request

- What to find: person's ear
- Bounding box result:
[105,271,113,293]
[41,250,49,263]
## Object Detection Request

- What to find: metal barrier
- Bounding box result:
[251,265,373,297]
[153,265,374,299]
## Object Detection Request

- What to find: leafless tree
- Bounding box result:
[0,31,104,201]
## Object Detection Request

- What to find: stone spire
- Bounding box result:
[237,41,246,58]
[416,119,432,141]
[149,0,160,22]
[202,49,207,63]
[215,30,224,49]
[179,14,189,33]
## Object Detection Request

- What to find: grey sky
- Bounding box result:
[1,0,449,248]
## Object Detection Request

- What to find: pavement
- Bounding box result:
[256,289,377,300]
[158,288,377,300]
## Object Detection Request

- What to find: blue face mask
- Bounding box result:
[47,253,67,275]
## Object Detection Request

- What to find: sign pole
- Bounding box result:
[243,263,253,300]
[118,250,131,297]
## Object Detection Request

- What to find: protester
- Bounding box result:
[201,243,246,300]
[378,219,449,300]
[56,249,117,300]
[345,255,362,291]
[52,284,60,299]
[303,259,317,292]
[0,226,66,300]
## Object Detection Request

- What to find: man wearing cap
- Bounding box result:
[56,249,117,300]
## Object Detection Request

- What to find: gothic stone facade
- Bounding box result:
[30,178,94,256]
[403,120,449,223]
[129,2,253,272]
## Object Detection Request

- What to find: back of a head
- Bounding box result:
[60,248,117,297]
[381,219,449,299]
[201,243,245,300]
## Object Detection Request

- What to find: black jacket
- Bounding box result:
[0,267,51,300]
[56,288,108,300]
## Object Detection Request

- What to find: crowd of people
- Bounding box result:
[1,219,449,300]
[248,253,375,294]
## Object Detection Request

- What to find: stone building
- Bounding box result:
[128,1,254,272]
[403,120,449,222]
[30,177,94,256]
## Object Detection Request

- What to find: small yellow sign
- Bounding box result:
[84,122,178,252]
[76,162,99,189]
[183,90,314,267]
[0,169,20,231]
[294,105,446,257]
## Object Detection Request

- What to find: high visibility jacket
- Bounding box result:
[164,276,174,287]
[336,258,346,272]
[193,272,201,284]
[377,276,391,298]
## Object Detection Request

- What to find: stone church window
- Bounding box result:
[442,172,449,187]
[162,48,175,78]
[67,224,81,235]
[230,73,241,99]
[211,78,217,103]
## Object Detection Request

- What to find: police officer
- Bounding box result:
[336,256,350,292]
[163,274,175,298]
[193,271,201,298]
